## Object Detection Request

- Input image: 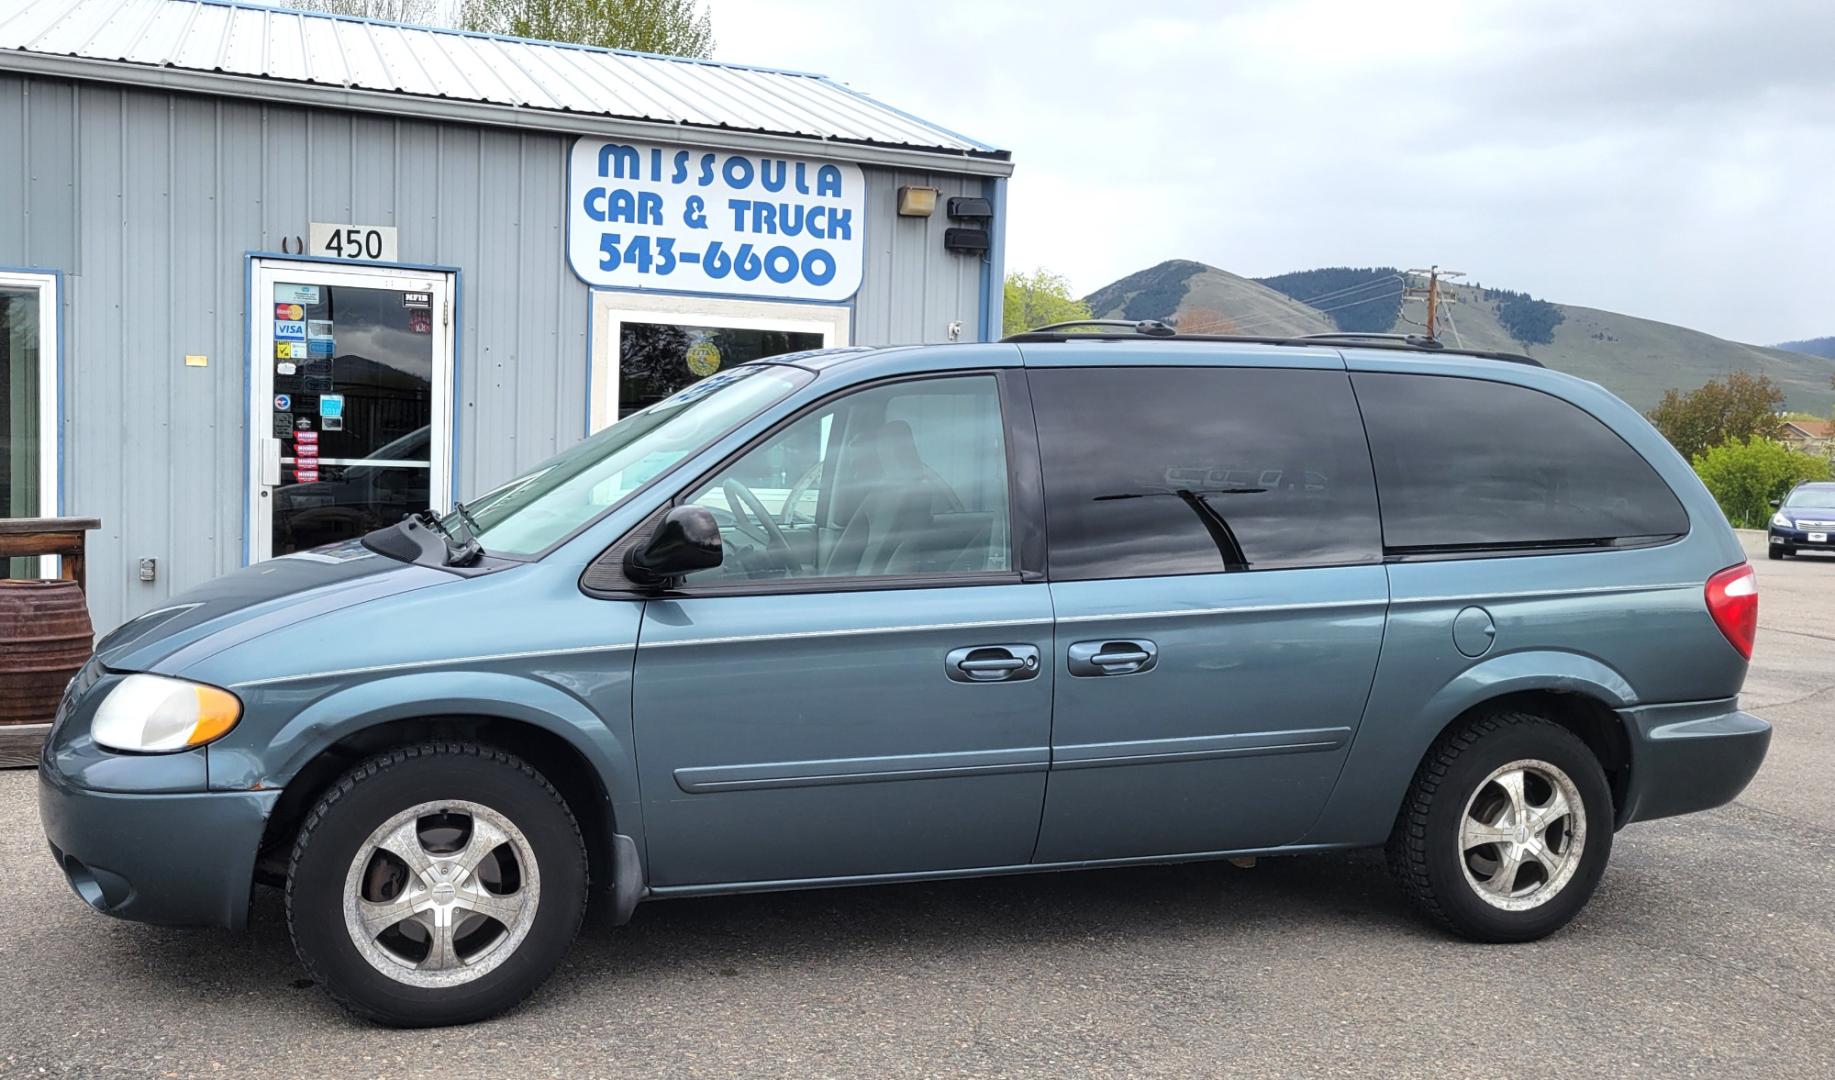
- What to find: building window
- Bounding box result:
[589,292,849,432]
[0,271,58,579]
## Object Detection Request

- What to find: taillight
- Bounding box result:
[1705,563,1758,660]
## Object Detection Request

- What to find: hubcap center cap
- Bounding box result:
[430,881,457,903]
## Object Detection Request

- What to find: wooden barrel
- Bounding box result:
[0,579,95,726]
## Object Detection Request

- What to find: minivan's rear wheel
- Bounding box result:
[1386,710,1613,942]
[286,742,587,1027]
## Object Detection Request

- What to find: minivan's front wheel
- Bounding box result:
[286,743,587,1026]
[1387,711,1613,942]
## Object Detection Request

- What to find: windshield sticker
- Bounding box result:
[403,291,432,309]
[319,394,345,421]
[276,341,306,360]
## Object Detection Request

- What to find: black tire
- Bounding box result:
[1386,709,1613,943]
[285,742,587,1027]
[1782,546,1796,558]
[1768,547,1784,560]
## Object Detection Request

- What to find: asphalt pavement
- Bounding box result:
[2,531,1831,1078]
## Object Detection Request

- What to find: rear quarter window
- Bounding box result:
[1352,372,1689,552]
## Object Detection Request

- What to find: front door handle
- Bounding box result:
[1067,639,1159,677]
[945,644,1041,683]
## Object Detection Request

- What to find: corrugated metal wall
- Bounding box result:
[0,74,988,633]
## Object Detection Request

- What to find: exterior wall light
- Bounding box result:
[897,186,939,217]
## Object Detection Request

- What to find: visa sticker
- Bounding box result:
[275,320,306,340]
[319,394,345,420]
[273,394,292,411]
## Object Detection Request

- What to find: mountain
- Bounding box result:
[1082,260,1835,412]
[1777,336,1835,360]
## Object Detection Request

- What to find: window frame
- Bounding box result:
[0,269,61,580]
[1351,371,1691,561]
[580,368,1043,600]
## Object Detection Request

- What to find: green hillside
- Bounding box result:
[1082,260,1835,412]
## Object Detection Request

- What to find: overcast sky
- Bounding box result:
[713,0,1834,344]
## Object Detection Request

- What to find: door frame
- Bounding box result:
[587,290,850,434]
[0,268,61,578]
[244,257,456,564]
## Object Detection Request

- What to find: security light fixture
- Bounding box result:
[897,186,939,217]
[943,227,990,255]
[946,196,993,220]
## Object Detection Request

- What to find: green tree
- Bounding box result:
[461,0,714,56]
[1692,437,1830,528]
[1646,371,1785,462]
[1003,268,1092,337]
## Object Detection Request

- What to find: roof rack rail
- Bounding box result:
[1298,332,1444,350]
[1020,319,1178,337]
[1000,321,1542,367]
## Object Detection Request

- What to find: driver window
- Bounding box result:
[683,375,1011,584]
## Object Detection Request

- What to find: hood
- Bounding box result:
[94,539,455,673]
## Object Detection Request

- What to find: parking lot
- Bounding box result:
[1,532,1831,1079]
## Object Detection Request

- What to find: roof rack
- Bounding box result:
[1001,321,1543,367]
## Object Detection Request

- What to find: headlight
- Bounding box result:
[91,674,242,753]
[1772,512,1793,528]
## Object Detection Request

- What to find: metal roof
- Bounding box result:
[0,0,1010,173]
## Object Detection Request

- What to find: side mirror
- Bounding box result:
[1770,498,1782,508]
[624,506,722,587]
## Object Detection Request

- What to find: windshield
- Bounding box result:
[1785,484,1835,508]
[457,365,812,557]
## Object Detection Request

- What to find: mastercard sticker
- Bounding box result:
[275,303,304,321]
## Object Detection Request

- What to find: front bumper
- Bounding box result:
[38,764,278,929]
[1769,524,1835,548]
[1615,700,1770,827]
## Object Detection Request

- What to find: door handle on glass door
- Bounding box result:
[1066,640,1159,677]
[945,645,1041,683]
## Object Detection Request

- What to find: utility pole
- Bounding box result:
[1404,266,1465,340]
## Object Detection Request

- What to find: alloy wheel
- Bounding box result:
[1458,758,1587,912]
[340,800,542,987]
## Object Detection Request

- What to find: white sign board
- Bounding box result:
[567,139,864,302]
[308,222,399,263]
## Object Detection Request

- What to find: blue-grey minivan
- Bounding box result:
[40,327,1771,1027]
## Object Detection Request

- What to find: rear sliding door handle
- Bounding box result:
[1067,639,1159,677]
[946,644,1041,683]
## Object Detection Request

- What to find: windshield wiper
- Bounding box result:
[433,504,485,567]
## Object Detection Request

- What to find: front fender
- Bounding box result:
[1300,648,1637,847]
[208,671,640,839]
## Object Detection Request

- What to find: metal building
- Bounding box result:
[0,0,1012,634]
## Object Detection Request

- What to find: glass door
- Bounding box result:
[248,261,453,561]
[0,270,58,579]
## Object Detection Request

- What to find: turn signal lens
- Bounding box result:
[1704,563,1759,660]
[92,674,244,753]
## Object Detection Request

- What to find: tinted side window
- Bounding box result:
[1031,366,1382,580]
[1352,372,1689,551]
